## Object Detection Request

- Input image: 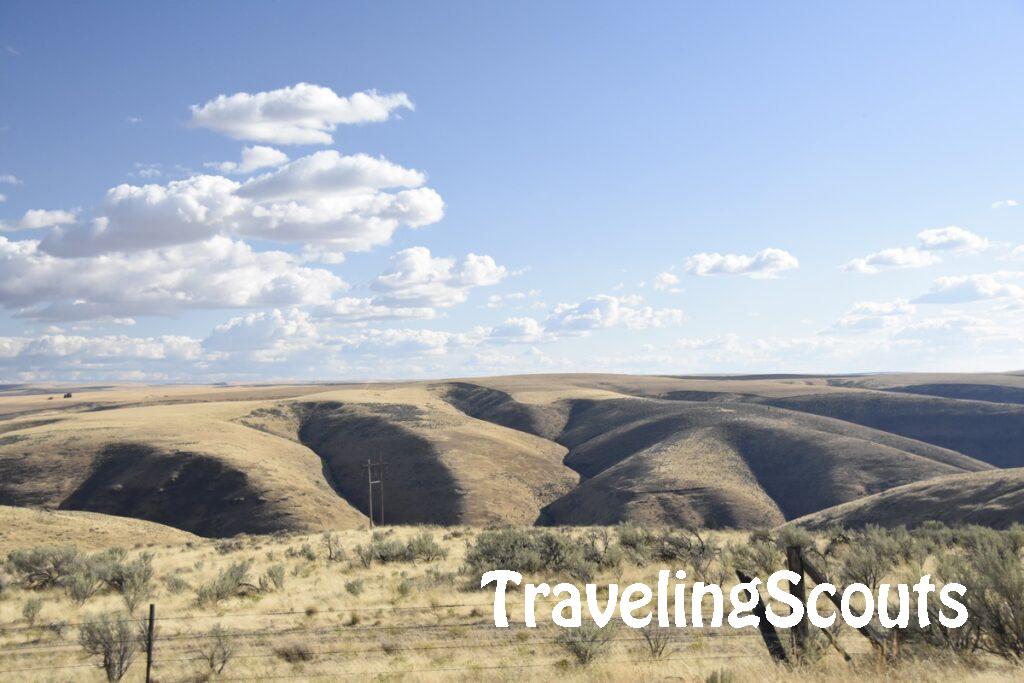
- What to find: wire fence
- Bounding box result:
[0,601,772,678]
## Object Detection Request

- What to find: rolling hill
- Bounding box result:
[1,372,1022,535]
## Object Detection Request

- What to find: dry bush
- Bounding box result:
[259,564,286,592]
[356,531,448,567]
[464,528,618,581]
[637,623,672,659]
[196,559,257,606]
[21,596,43,625]
[274,640,315,663]
[196,624,235,674]
[321,532,346,562]
[78,611,139,682]
[7,546,81,589]
[555,622,616,666]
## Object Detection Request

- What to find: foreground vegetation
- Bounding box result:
[1,523,1023,681]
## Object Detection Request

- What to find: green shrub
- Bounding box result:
[78,611,138,682]
[345,579,365,596]
[197,624,235,674]
[555,622,615,666]
[22,596,43,626]
[162,575,190,595]
[196,560,256,606]
[260,564,286,592]
[7,546,81,589]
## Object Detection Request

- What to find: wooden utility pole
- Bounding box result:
[145,603,155,683]
[361,458,389,529]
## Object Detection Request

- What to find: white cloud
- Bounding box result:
[684,248,798,278]
[1,208,78,231]
[40,175,244,256]
[0,174,21,185]
[0,194,5,203]
[39,152,443,256]
[204,308,319,361]
[916,226,989,253]
[127,117,143,124]
[652,271,680,291]
[992,199,1019,209]
[205,145,289,174]
[844,227,988,274]
[312,297,437,323]
[834,299,915,331]
[371,247,507,308]
[0,236,346,321]
[189,83,413,145]
[483,317,548,343]
[238,151,425,201]
[913,274,1024,305]
[843,246,939,274]
[546,294,684,333]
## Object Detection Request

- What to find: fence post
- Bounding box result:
[800,555,887,651]
[786,546,809,657]
[145,603,155,683]
[735,569,789,664]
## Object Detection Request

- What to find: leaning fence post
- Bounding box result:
[800,555,887,651]
[735,569,789,664]
[786,546,809,657]
[145,603,155,683]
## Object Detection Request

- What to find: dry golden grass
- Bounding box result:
[0,525,1021,682]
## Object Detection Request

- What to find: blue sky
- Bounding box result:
[1,1,1023,381]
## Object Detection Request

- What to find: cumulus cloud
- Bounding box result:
[40,175,244,256]
[0,209,77,231]
[652,272,680,291]
[205,145,289,174]
[916,226,989,252]
[913,274,1024,305]
[834,299,915,331]
[546,294,684,333]
[0,236,346,321]
[992,199,1019,209]
[843,247,939,274]
[371,247,507,308]
[684,248,798,278]
[189,83,413,145]
[204,308,319,362]
[483,317,548,343]
[844,226,988,274]
[312,297,437,323]
[239,151,425,201]
[38,152,443,257]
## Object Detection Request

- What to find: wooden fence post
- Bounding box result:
[145,603,155,683]
[786,546,809,657]
[735,569,789,664]
[800,555,887,651]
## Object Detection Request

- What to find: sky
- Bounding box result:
[1,1,1024,382]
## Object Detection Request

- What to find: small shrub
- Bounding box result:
[196,624,235,674]
[196,560,256,606]
[162,575,190,595]
[286,544,318,562]
[555,622,615,666]
[406,532,448,562]
[7,546,81,589]
[706,669,737,683]
[22,597,43,626]
[260,564,286,592]
[395,578,413,599]
[275,640,315,663]
[78,612,138,682]
[322,532,346,562]
[638,623,672,659]
[46,620,70,639]
[345,579,365,596]
[116,554,154,612]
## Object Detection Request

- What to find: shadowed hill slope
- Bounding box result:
[536,397,989,528]
[792,468,1024,530]
[2,373,1022,533]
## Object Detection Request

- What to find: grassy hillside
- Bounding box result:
[1,373,1023,535]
